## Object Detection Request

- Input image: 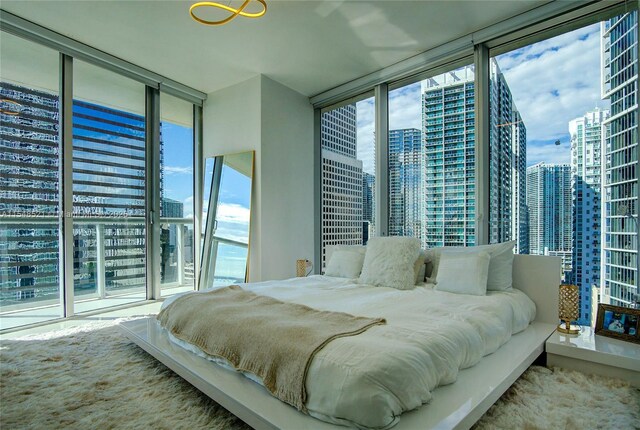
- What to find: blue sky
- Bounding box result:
[355,21,608,171]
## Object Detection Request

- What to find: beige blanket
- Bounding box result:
[156,285,385,411]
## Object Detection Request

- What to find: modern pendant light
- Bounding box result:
[190,0,267,26]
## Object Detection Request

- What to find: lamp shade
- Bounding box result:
[558,284,580,334]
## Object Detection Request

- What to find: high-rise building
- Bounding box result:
[570,108,609,324]
[321,105,363,264]
[601,11,638,307]
[526,162,572,277]
[422,67,476,248]
[388,128,422,238]
[511,109,529,254]
[0,82,150,306]
[362,171,375,244]
[421,61,526,248]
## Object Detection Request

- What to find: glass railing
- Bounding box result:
[0,216,195,321]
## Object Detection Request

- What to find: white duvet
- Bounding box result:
[161,275,536,429]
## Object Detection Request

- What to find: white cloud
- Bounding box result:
[164,166,193,175]
[217,202,250,224]
[497,23,609,143]
[356,98,376,174]
[183,196,194,218]
[389,83,421,130]
[352,23,608,172]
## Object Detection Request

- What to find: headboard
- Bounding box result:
[512,254,561,325]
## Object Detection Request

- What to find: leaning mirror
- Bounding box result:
[200,151,254,290]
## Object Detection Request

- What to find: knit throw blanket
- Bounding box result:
[156,285,386,411]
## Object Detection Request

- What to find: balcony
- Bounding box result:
[0,216,196,331]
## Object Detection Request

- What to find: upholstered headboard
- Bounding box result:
[512,254,561,325]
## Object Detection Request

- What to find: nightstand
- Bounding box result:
[546,326,640,386]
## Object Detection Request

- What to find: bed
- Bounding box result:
[120,253,560,430]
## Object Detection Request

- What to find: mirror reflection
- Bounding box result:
[200,151,254,289]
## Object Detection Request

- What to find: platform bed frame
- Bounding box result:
[120,254,560,430]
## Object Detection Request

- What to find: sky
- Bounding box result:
[355,21,608,172]
[163,125,251,282]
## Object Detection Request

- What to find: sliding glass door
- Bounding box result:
[71,60,148,313]
[0,30,201,329]
[160,93,195,296]
[0,33,63,330]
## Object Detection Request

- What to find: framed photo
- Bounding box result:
[595,304,640,344]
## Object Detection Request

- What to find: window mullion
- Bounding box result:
[193,105,204,291]
[58,53,74,318]
[145,86,161,300]
[375,83,389,237]
[474,44,490,245]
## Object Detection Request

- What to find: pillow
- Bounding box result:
[428,240,516,291]
[324,249,365,278]
[358,237,420,290]
[434,251,490,296]
[413,250,427,284]
[325,244,366,267]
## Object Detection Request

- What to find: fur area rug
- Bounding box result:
[1,319,638,430]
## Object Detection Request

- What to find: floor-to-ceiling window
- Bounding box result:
[160,93,195,296]
[489,11,638,324]
[0,33,62,329]
[320,95,375,266]
[0,22,203,330]
[71,60,148,313]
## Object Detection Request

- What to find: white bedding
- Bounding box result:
[161,275,536,429]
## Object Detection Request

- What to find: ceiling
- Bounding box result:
[1,1,548,97]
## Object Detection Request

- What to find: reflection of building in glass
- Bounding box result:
[422,61,526,248]
[570,109,609,325]
[389,128,422,238]
[526,162,572,278]
[601,11,638,308]
[321,104,363,264]
[0,82,151,305]
[0,83,60,305]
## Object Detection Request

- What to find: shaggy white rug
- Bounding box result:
[1,319,638,430]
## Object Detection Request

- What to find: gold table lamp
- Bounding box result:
[558,284,580,334]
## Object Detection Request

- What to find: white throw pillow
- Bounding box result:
[324,249,366,278]
[325,245,366,267]
[359,237,420,290]
[428,240,516,291]
[435,251,490,296]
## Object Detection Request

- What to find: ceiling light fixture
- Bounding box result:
[190,0,267,26]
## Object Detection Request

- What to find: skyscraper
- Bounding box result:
[421,61,526,248]
[511,109,529,254]
[526,162,572,277]
[601,11,638,307]
[362,172,375,244]
[321,105,363,264]
[570,108,609,324]
[422,66,476,248]
[388,128,422,238]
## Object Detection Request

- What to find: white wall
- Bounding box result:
[203,75,314,282]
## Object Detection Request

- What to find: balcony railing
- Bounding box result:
[0,216,195,314]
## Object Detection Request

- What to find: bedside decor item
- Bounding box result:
[595,303,640,344]
[296,259,313,277]
[190,0,267,26]
[557,284,580,334]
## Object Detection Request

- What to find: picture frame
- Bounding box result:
[595,304,640,344]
